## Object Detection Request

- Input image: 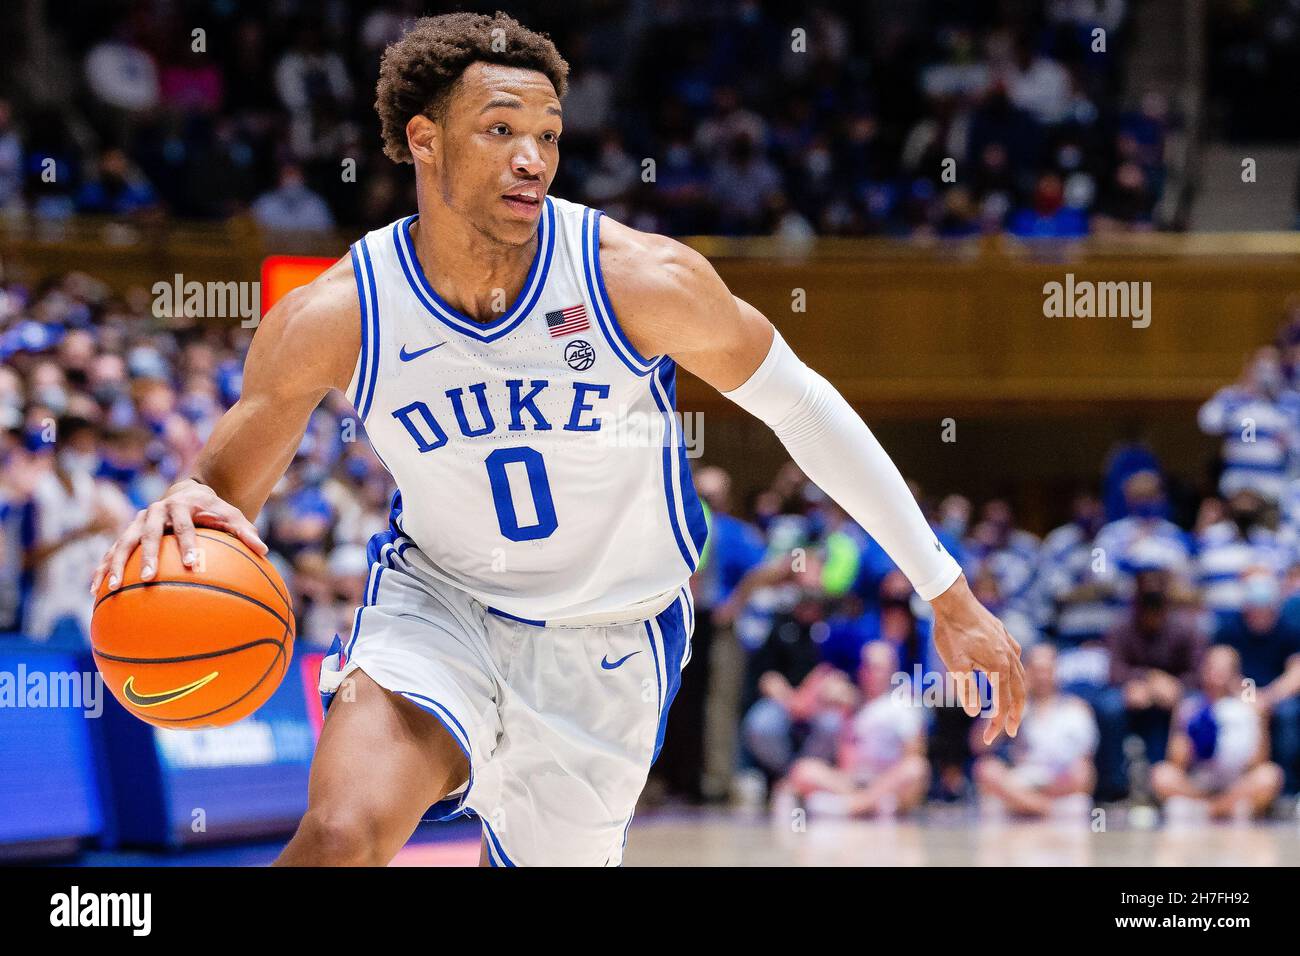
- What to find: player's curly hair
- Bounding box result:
[375,11,569,164]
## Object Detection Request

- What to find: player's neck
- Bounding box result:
[409,196,538,326]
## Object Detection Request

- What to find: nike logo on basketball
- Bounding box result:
[122,671,219,708]
[600,651,640,670]
[399,342,445,362]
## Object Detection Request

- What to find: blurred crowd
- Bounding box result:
[0,271,389,655]
[670,303,1300,822]
[0,0,1173,237]
[4,267,1300,827]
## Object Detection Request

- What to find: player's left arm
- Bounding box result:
[601,220,1025,741]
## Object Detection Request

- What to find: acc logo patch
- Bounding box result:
[565,339,596,371]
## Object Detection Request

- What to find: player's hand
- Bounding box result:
[928,574,1026,744]
[90,478,267,594]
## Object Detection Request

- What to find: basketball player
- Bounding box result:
[91,12,1025,866]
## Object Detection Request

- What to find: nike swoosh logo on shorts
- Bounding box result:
[600,651,641,670]
[399,342,445,362]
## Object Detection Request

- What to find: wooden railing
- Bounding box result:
[3,216,1297,410]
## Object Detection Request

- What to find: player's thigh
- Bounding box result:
[309,667,469,822]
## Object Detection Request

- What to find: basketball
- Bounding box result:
[90,529,295,729]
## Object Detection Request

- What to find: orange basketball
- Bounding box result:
[91,529,295,729]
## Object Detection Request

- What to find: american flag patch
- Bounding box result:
[545,304,590,337]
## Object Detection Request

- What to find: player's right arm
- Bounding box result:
[90,256,361,593]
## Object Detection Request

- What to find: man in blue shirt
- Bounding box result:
[654,465,766,802]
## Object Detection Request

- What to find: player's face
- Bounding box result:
[439,63,562,245]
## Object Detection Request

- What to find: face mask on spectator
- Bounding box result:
[1241,575,1280,610]
[1073,511,1102,536]
[1137,587,1167,611]
[1230,507,1261,536]
[1129,499,1164,519]
[93,381,126,406]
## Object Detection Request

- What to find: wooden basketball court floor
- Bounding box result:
[67,806,1300,866]
[387,807,1300,867]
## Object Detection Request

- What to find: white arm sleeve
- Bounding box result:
[722,329,963,601]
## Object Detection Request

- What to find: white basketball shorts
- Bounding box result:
[317,557,694,866]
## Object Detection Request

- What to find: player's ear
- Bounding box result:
[406,113,439,166]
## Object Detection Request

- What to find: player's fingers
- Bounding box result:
[170,503,199,569]
[137,503,169,581]
[983,668,1010,744]
[954,669,981,718]
[197,506,268,556]
[225,510,268,556]
[106,517,145,590]
[1006,637,1028,735]
[90,552,110,594]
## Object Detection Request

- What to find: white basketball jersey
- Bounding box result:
[344,195,708,624]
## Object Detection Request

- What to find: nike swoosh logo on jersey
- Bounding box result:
[399,342,445,362]
[121,671,219,708]
[600,651,641,670]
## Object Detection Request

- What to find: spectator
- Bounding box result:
[1094,470,1192,583]
[1195,489,1291,620]
[252,164,335,232]
[1037,491,1116,650]
[708,133,782,235]
[738,553,847,786]
[1105,556,1207,766]
[1007,172,1089,238]
[84,23,159,114]
[1212,571,1300,794]
[74,149,156,217]
[1198,346,1298,504]
[1151,646,1284,821]
[973,644,1098,819]
[0,99,22,214]
[23,417,132,642]
[779,641,929,818]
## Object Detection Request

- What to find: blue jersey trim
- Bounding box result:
[344,563,384,659]
[393,198,555,342]
[348,243,370,415]
[482,817,516,867]
[395,691,476,822]
[487,606,547,627]
[658,360,708,559]
[582,207,660,376]
[647,359,706,571]
[397,690,472,756]
[357,236,381,420]
[644,598,688,763]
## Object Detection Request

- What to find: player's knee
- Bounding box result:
[292,808,389,866]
